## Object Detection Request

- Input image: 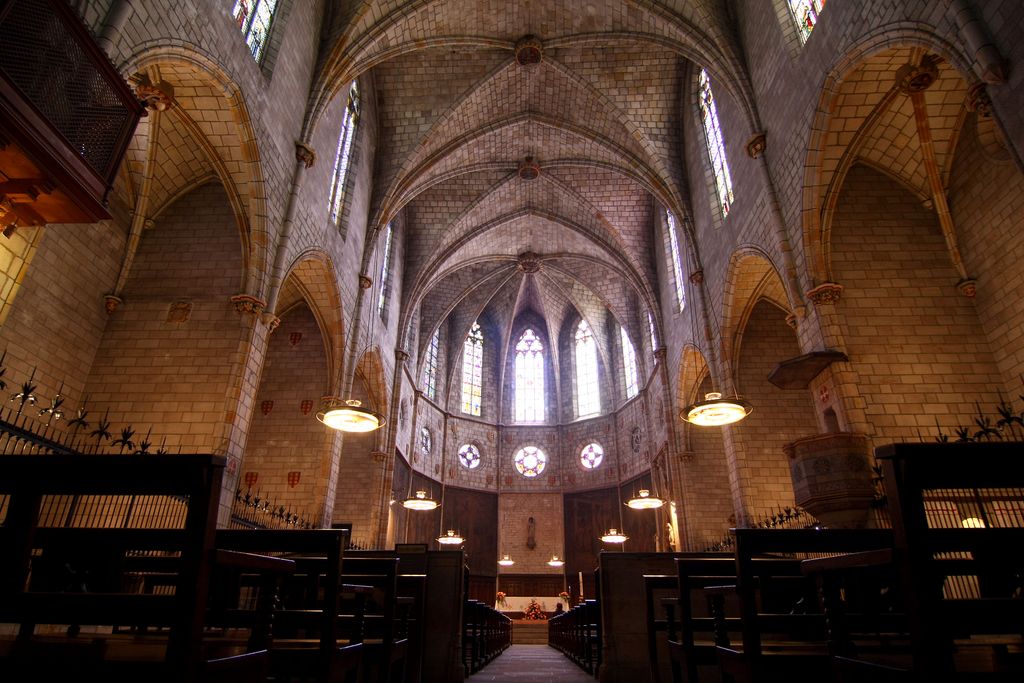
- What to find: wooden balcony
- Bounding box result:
[0,0,144,231]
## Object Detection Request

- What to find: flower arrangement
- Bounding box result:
[558,591,570,603]
[496,591,507,607]
[523,598,547,620]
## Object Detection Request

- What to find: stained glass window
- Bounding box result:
[666,211,686,312]
[788,0,825,43]
[461,322,483,416]
[329,82,360,225]
[458,444,481,469]
[698,70,735,218]
[419,427,432,456]
[377,222,394,319]
[574,321,600,417]
[580,443,604,469]
[515,329,545,422]
[648,310,658,352]
[514,446,547,477]
[232,0,279,63]
[423,328,439,401]
[621,326,639,400]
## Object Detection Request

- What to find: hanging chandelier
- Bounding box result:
[497,554,515,566]
[437,529,464,545]
[317,397,386,432]
[547,555,564,567]
[681,392,752,427]
[401,489,438,511]
[626,489,664,510]
[599,528,628,544]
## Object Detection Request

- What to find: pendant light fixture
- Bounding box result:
[401,488,438,511]
[599,528,628,544]
[437,529,465,545]
[626,488,664,510]
[318,226,390,432]
[681,392,752,427]
[547,555,564,567]
[677,215,752,427]
[601,477,630,543]
[497,554,515,566]
[317,398,386,432]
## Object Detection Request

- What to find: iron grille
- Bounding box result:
[0,0,135,178]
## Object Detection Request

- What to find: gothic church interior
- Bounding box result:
[1,0,1023,681]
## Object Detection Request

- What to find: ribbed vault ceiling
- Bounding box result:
[315,0,750,377]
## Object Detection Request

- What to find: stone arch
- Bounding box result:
[120,46,270,299]
[720,246,792,389]
[800,29,975,285]
[239,298,333,520]
[280,251,347,391]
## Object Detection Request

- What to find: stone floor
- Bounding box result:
[467,644,595,682]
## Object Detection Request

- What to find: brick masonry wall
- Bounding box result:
[729,299,817,521]
[678,376,735,550]
[83,183,245,453]
[0,222,124,414]
[831,164,1004,443]
[948,113,1024,399]
[498,492,564,575]
[241,302,332,514]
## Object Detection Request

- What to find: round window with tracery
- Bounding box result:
[458,444,481,469]
[514,446,547,477]
[419,427,432,456]
[580,442,604,469]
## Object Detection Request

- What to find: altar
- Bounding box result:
[496,595,564,613]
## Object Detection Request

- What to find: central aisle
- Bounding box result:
[467,644,596,682]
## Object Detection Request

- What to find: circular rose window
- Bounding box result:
[514,446,547,477]
[458,444,481,469]
[580,442,604,469]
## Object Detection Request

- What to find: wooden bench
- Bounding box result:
[215,528,365,683]
[660,555,746,683]
[549,598,599,675]
[340,554,411,683]
[710,528,893,683]
[812,442,1024,681]
[0,453,289,682]
[462,599,511,673]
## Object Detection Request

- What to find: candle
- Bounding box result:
[579,571,584,599]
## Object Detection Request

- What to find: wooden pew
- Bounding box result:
[340,554,411,683]
[0,453,287,682]
[464,598,510,672]
[709,528,893,683]
[549,598,599,675]
[598,552,682,683]
[661,555,746,683]
[814,442,1024,681]
[214,528,364,683]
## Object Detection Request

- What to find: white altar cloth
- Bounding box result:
[496,596,564,612]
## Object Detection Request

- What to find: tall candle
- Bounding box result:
[579,571,584,599]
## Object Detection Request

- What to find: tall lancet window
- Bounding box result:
[328,81,360,225]
[515,328,545,422]
[377,222,394,319]
[233,0,280,63]
[461,322,483,416]
[698,69,735,218]
[666,211,686,312]
[423,328,440,401]
[621,326,639,400]
[575,321,600,417]
[788,0,825,43]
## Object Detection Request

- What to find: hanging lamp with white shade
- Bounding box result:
[675,213,752,428]
[317,227,390,433]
